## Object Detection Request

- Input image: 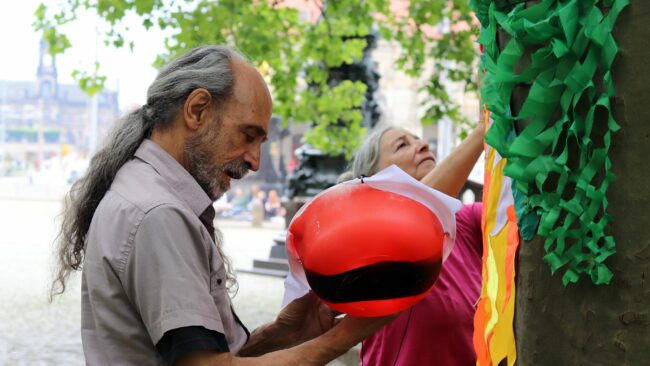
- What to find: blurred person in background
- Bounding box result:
[225,187,250,217]
[264,189,284,219]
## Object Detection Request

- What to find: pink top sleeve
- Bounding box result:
[455,202,483,256]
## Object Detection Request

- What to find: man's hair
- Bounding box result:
[51,45,244,299]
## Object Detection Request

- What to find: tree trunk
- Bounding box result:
[514,2,650,364]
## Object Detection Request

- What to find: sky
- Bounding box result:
[0,0,169,109]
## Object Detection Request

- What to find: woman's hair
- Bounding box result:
[338,124,397,183]
[51,45,244,300]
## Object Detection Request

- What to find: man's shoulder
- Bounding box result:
[86,160,203,278]
[109,158,185,213]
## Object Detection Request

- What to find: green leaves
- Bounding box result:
[387,0,480,133]
[71,62,107,97]
[33,4,73,55]
[296,80,368,159]
[34,0,481,156]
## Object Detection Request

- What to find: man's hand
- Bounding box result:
[275,291,339,347]
[180,311,399,366]
[200,293,399,365]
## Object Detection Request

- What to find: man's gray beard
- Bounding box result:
[185,134,250,201]
[185,135,241,295]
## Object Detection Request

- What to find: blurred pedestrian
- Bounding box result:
[264,189,284,219]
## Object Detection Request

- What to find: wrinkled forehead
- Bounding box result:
[380,128,420,146]
[231,59,273,116]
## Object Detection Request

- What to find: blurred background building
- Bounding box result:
[0,39,119,178]
[0,24,481,192]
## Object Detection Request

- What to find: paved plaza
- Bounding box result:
[0,187,358,365]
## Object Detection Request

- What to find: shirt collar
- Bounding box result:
[134,139,213,217]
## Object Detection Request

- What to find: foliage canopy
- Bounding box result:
[35,0,479,157]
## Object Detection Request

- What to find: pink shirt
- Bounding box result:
[360,203,483,366]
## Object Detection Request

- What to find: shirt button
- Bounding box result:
[217,279,223,285]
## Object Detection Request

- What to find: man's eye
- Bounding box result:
[244,133,255,143]
[397,142,407,150]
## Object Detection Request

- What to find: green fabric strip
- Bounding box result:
[472,0,629,285]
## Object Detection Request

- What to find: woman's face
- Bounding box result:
[377,128,436,180]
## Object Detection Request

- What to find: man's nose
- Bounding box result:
[244,147,261,172]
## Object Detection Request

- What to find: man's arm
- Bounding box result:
[235,322,288,357]
[176,314,393,366]
[237,290,343,357]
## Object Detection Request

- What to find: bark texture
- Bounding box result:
[514,2,650,365]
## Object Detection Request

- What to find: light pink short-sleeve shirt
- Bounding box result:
[81,140,248,365]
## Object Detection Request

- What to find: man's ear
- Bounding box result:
[183,88,213,131]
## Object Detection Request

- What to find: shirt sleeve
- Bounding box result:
[156,326,229,366]
[455,203,483,257]
[122,204,226,345]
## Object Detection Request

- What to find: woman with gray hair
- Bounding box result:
[344,122,484,197]
[317,119,485,365]
[348,121,485,366]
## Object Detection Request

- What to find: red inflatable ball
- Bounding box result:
[286,182,446,317]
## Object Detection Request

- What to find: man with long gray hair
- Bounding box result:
[52,45,392,365]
